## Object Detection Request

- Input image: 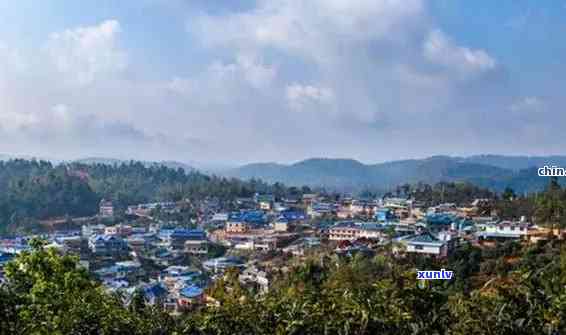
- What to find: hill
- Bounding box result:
[75,157,195,173]
[227,155,566,193]
[462,154,566,171]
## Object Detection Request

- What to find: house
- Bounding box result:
[99,199,114,217]
[240,211,268,224]
[350,200,378,217]
[255,194,275,210]
[233,237,277,252]
[472,198,491,207]
[127,202,179,217]
[396,232,448,257]
[211,213,229,222]
[55,235,82,253]
[336,209,353,219]
[139,282,169,306]
[226,221,249,234]
[476,221,530,241]
[329,221,385,241]
[115,261,144,280]
[81,224,106,238]
[93,261,144,282]
[102,279,130,292]
[282,237,321,256]
[334,240,374,256]
[159,266,203,309]
[126,235,149,251]
[382,197,412,208]
[302,193,319,206]
[164,229,207,251]
[177,285,205,309]
[279,210,306,222]
[105,224,132,237]
[184,237,208,255]
[239,265,270,293]
[273,217,290,232]
[375,208,397,223]
[427,203,457,215]
[329,222,359,241]
[308,202,334,218]
[88,234,128,256]
[425,213,457,232]
[203,256,245,273]
[160,265,201,280]
[282,196,300,206]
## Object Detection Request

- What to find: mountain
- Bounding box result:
[0,153,62,163]
[74,157,124,165]
[75,157,195,173]
[230,159,374,191]
[462,155,566,171]
[227,155,566,193]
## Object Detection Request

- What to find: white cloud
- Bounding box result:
[45,20,127,86]
[509,96,543,113]
[286,83,334,110]
[191,0,424,64]
[235,54,277,89]
[207,53,277,89]
[187,0,500,128]
[423,29,496,77]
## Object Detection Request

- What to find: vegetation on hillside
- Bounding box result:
[0,160,306,233]
[230,156,566,193]
[0,236,564,334]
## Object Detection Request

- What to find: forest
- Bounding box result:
[0,159,306,233]
[0,235,564,334]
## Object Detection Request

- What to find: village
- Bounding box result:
[0,190,559,315]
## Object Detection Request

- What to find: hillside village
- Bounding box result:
[1,188,560,314]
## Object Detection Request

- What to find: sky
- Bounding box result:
[0,0,565,165]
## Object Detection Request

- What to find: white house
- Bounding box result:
[476,221,530,240]
[396,232,447,257]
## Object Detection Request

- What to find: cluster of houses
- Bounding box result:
[0,191,560,311]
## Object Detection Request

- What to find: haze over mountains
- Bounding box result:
[1,153,565,194]
[226,155,566,193]
[0,154,220,174]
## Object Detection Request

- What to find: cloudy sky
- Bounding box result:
[0,0,565,164]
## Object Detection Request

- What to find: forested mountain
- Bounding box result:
[0,160,301,233]
[75,157,196,173]
[462,154,566,171]
[228,155,566,193]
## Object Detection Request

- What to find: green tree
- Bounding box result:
[536,177,566,236]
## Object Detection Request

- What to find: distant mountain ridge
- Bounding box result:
[0,155,234,174]
[2,153,564,193]
[462,154,566,171]
[75,157,196,173]
[226,155,566,193]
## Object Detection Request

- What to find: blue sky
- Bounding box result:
[0,0,565,164]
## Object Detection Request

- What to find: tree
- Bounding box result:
[536,177,566,236]
[502,186,516,201]
[2,238,140,334]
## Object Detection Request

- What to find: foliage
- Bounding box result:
[0,160,305,233]
[410,181,496,207]
[1,238,565,334]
